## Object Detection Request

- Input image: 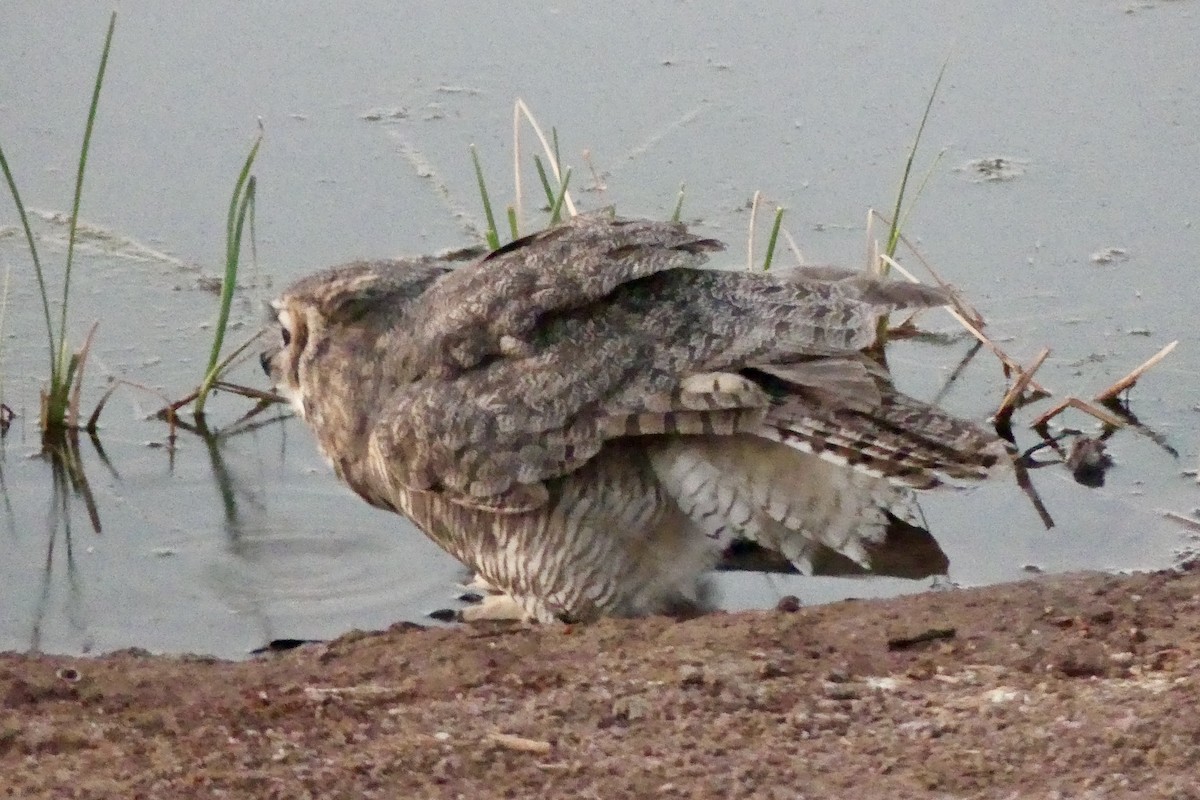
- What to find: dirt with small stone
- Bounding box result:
[3,565,1200,799]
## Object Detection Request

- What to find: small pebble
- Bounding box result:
[776,595,802,613]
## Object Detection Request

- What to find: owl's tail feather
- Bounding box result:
[648,435,933,574]
[749,361,1011,490]
[714,518,949,581]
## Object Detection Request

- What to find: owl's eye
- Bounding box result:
[281,327,292,346]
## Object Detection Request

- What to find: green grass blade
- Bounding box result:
[548,167,572,225]
[762,207,784,271]
[196,134,261,416]
[874,59,949,350]
[897,148,947,235]
[207,327,269,379]
[198,175,255,414]
[58,10,117,381]
[195,177,255,416]
[885,58,948,261]
[224,134,261,273]
[671,183,686,223]
[506,206,519,241]
[0,264,10,409]
[246,157,259,265]
[216,177,255,371]
[532,155,556,210]
[470,144,500,251]
[0,144,57,378]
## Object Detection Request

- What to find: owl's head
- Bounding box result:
[261,257,455,419]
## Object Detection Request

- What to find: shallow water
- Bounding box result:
[1,1,1198,658]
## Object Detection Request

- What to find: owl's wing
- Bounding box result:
[646,363,1009,574]
[406,210,724,377]
[368,241,981,512]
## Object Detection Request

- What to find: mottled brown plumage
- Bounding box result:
[262,211,1008,622]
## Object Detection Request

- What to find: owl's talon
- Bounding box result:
[427,607,462,623]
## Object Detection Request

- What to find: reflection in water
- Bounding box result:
[175,411,298,649]
[6,392,286,654]
[4,399,435,657]
[174,410,290,529]
[0,449,16,537]
[1019,398,1176,491]
[27,431,103,653]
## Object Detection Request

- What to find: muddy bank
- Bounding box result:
[3,565,1199,799]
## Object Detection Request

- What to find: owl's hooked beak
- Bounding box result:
[260,343,283,385]
[260,298,285,382]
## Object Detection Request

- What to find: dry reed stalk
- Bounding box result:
[995,347,1051,422]
[513,99,577,221]
[875,252,1050,396]
[1093,340,1178,402]
[1030,396,1127,430]
[1029,342,1178,429]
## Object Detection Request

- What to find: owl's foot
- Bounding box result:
[460,592,531,622]
[429,589,533,624]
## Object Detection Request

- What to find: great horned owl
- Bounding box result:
[262,212,1007,623]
